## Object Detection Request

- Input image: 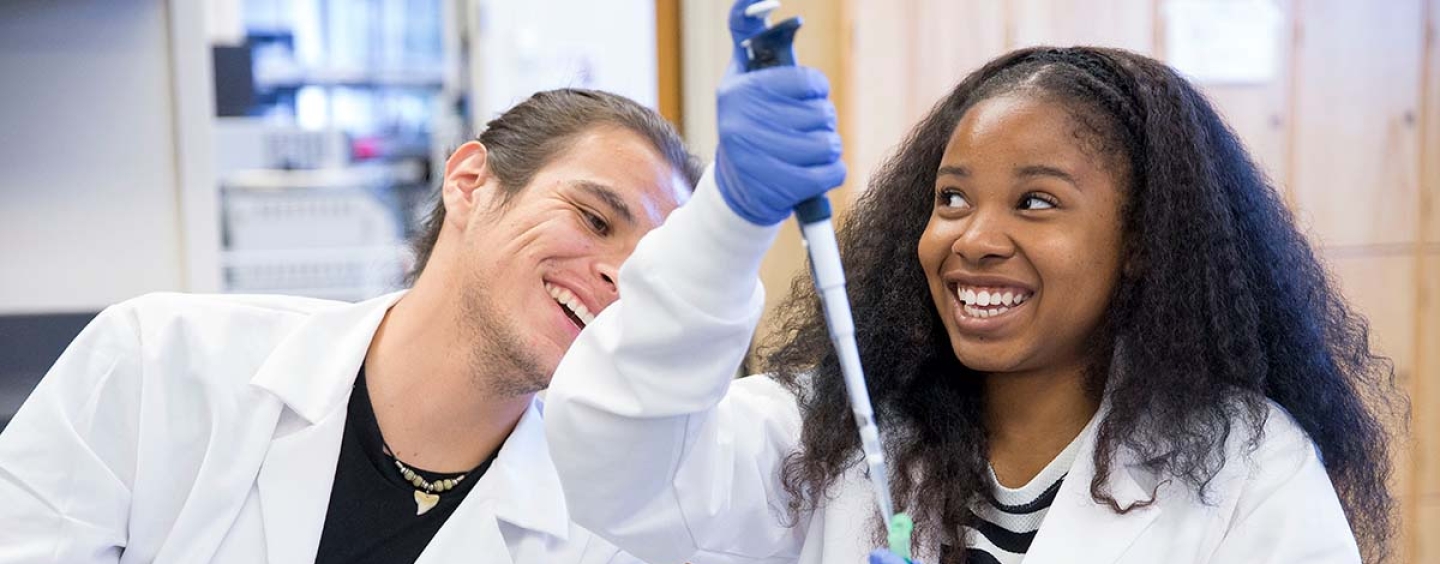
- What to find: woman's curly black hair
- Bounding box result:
[759,46,1401,563]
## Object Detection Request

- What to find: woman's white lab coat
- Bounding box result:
[0,291,635,564]
[543,171,1361,564]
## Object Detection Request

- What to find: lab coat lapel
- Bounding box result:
[1024,431,1162,564]
[250,291,405,563]
[412,499,514,564]
[254,408,347,564]
[413,399,569,564]
[484,399,571,538]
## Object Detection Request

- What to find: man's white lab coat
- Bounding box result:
[0,291,635,564]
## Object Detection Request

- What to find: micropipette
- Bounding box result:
[739,2,912,559]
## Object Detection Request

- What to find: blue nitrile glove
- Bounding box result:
[869,548,916,564]
[713,0,847,226]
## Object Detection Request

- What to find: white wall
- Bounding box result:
[680,0,730,162]
[0,0,199,314]
[469,0,659,132]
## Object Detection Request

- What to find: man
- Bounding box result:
[0,88,697,563]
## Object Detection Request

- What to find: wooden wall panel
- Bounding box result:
[1199,84,1291,189]
[1010,0,1156,54]
[1397,443,1417,564]
[1180,0,1294,189]
[849,0,922,195]
[1328,255,1419,382]
[909,0,1009,110]
[1427,0,1440,246]
[1418,255,1440,501]
[1418,499,1440,563]
[849,0,1008,197]
[1327,253,1420,541]
[1417,33,1436,564]
[1290,0,1425,248]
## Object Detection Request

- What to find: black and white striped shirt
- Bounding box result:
[959,418,1095,564]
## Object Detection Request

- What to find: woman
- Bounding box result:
[545,44,1398,564]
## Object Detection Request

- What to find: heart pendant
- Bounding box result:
[414,491,440,515]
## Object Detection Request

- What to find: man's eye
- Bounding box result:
[582,209,610,234]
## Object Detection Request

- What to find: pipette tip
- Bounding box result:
[887,512,914,562]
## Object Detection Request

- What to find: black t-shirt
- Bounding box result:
[315,368,498,564]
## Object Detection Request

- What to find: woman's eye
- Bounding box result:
[1019,193,1058,210]
[581,209,610,234]
[937,190,970,210]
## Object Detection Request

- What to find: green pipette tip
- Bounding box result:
[887,512,914,562]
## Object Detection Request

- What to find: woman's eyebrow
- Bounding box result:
[1015,164,1078,187]
[937,165,968,178]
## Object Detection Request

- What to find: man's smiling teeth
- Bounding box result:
[545,283,596,326]
[955,286,1031,319]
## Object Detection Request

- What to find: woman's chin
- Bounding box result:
[951,347,1028,374]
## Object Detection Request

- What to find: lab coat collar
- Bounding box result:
[250,291,405,563]
[414,498,514,564]
[1024,403,1163,564]
[250,290,570,558]
[393,397,571,564]
[470,397,572,540]
[250,291,406,424]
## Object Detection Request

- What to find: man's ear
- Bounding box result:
[441,141,494,230]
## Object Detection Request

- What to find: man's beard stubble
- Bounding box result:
[457,281,551,398]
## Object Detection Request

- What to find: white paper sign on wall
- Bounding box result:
[1163,0,1284,85]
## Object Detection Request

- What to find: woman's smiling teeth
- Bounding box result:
[955,286,1031,319]
[546,283,596,327]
